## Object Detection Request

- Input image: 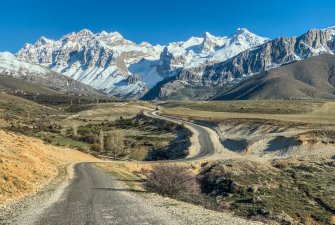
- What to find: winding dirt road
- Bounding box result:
[8,111,255,225]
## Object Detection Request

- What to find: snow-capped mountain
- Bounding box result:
[0,51,49,75]
[143,26,335,100]
[157,28,269,75]
[16,28,269,99]
[182,26,335,84]
[0,52,101,95]
[17,29,163,99]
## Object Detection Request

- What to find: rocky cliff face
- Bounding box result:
[16,28,268,99]
[147,27,335,100]
[157,28,269,77]
[17,30,163,98]
[16,27,334,100]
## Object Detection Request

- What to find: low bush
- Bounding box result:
[91,142,102,152]
[142,164,202,203]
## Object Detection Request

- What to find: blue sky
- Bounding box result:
[1,0,335,52]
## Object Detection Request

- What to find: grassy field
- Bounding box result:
[161,100,327,114]
[67,101,156,121]
[161,100,335,125]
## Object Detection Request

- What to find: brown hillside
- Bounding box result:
[214,54,335,100]
[0,130,98,207]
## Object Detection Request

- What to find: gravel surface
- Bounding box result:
[3,163,262,225]
[0,165,69,225]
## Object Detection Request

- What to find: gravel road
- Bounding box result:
[144,111,218,160]
[5,111,260,225]
[10,163,261,225]
[12,163,182,225]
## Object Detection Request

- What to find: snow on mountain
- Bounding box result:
[17,29,163,98]
[0,52,102,95]
[0,52,48,76]
[16,28,269,99]
[322,25,335,38]
[157,28,269,74]
[209,28,269,63]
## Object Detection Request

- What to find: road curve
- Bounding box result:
[144,110,220,161]
[10,111,223,225]
[13,163,183,225]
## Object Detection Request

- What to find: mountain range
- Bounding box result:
[14,28,269,99]
[1,26,335,100]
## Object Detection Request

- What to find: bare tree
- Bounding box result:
[105,130,125,159]
[104,133,113,155]
[99,129,104,153]
[72,124,78,138]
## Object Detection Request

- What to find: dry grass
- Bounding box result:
[162,101,335,125]
[0,93,54,128]
[0,130,99,207]
[161,100,326,114]
[67,102,156,122]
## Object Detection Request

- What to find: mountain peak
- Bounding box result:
[230,27,270,45]
[97,31,108,36]
[109,31,124,38]
[235,27,251,35]
[77,29,93,35]
[35,36,53,46]
[203,32,215,39]
[97,31,124,40]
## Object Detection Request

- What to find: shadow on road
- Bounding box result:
[92,188,148,193]
[111,178,145,183]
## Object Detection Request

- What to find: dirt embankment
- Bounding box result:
[212,119,335,160]
[0,130,98,207]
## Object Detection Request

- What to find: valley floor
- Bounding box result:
[1,99,335,224]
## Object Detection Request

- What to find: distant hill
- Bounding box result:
[0,52,103,97]
[0,75,116,105]
[0,75,61,95]
[213,54,335,100]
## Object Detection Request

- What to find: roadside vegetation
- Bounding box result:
[142,164,202,204]
[136,160,335,225]
[2,92,335,224]
[1,94,190,161]
[67,114,190,160]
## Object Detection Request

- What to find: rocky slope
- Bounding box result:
[0,52,102,96]
[157,28,269,76]
[16,30,163,99]
[145,26,335,100]
[214,54,335,100]
[16,29,268,99]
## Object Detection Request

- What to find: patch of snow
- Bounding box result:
[0,52,48,76]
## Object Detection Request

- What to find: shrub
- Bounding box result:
[79,131,98,144]
[130,146,148,161]
[43,135,53,143]
[91,142,102,152]
[142,164,202,203]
